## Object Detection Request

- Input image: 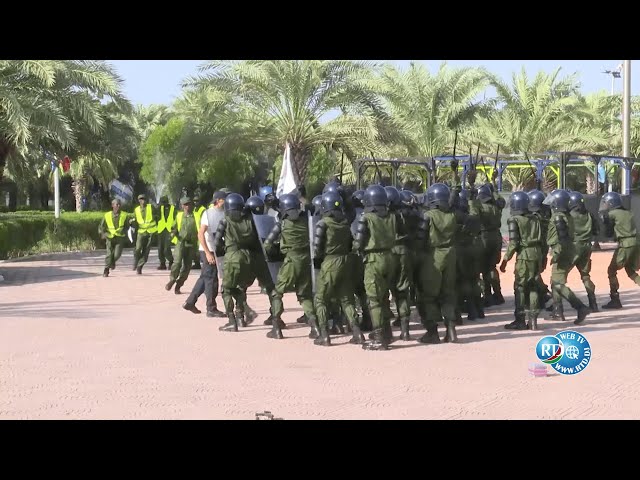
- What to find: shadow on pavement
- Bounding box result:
[0,266,100,286]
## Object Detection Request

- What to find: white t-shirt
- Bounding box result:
[199,206,225,252]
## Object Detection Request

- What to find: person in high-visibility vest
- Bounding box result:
[132,194,158,274]
[156,195,175,270]
[98,199,131,277]
[192,195,206,270]
[166,196,199,294]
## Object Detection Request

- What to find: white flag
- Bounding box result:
[276,142,298,198]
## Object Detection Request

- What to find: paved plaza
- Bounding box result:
[1,248,639,419]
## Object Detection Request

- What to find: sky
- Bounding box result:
[107,60,637,107]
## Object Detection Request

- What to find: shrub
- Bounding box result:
[0,211,132,260]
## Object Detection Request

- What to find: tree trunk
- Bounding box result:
[290,144,311,186]
[72,176,86,212]
[0,139,13,185]
[586,172,596,195]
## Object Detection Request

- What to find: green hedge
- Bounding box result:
[0,211,131,260]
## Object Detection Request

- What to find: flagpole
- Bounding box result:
[54,164,60,219]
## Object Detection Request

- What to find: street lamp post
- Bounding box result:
[622,60,631,195]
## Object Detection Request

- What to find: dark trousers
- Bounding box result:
[186,251,219,312]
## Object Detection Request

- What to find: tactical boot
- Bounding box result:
[136,266,143,275]
[165,280,175,291]
[587,292,599,313]
[110,263,116,270]
[267,317,284,339]
[383,321,395,344]
[219,313,239,332]
[360,312,373,332]
[454,312,463,326]
[504,318,528,330]
[235,311,247,328]
[493,292,505,305]
[183,302,201,314]
[174,282,183,295]
[307,316,320,340]
[467,302,479,321]
[296,314,307,324]
[443,322,459,343]
[314,325,331,346]
[418,327,440,344]
[392,317,402,327]
[349,324,365,344]
[263,315,274,326]
[157,264,167,270]
[103,267,110,277]
[549,302,566,321]
[400,317,411,341]
[207,309,226,318]
[527,311,539,331]
[476,302,485,319]
[362,328,389,351]
[574,305,590,325]
[132,264,138,271]
[602,294,622,310]
[483,295,496,308]
[245,307,258,325]
[545,304,555,312]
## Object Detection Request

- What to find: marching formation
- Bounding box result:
[98,163,640,351]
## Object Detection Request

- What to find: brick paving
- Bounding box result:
[1,247,639,419]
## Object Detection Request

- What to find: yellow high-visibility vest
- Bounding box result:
[104,211,127,238]
[134,204,157,234]
[157,205,175,233]
[194,205,206,228]
[171,211,199,245]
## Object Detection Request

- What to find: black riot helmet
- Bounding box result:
[323,181,344,198]
[477,184,494,204]
[363,185,388,211]
[509,191,530,216]
[600,191,623,211]
[224,193,245,220]
[568,191,586,213]
[384,186,402,210]
[457,189,470,213]
[312,195,323,215]
[424,183,451,211]
[527,189,546,212]
[543,189,571,213]
[245,195,265,215]
[351,189,365,209]
[279,193,302,220]
[224,193,245,212]
[321,191,344,220]
[400,190,416,207]
[264,192,279,211]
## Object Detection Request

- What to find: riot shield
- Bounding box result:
[350,208,363,236]
[252,213,283,284]
[309,214,321,294]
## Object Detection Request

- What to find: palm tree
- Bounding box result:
[66,101,139,212]
[182,60,385,185]
[470,68,612,191]
[0,60,129,185]
[372,62,493,186]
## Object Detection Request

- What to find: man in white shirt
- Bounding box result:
[182,191,227,317]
